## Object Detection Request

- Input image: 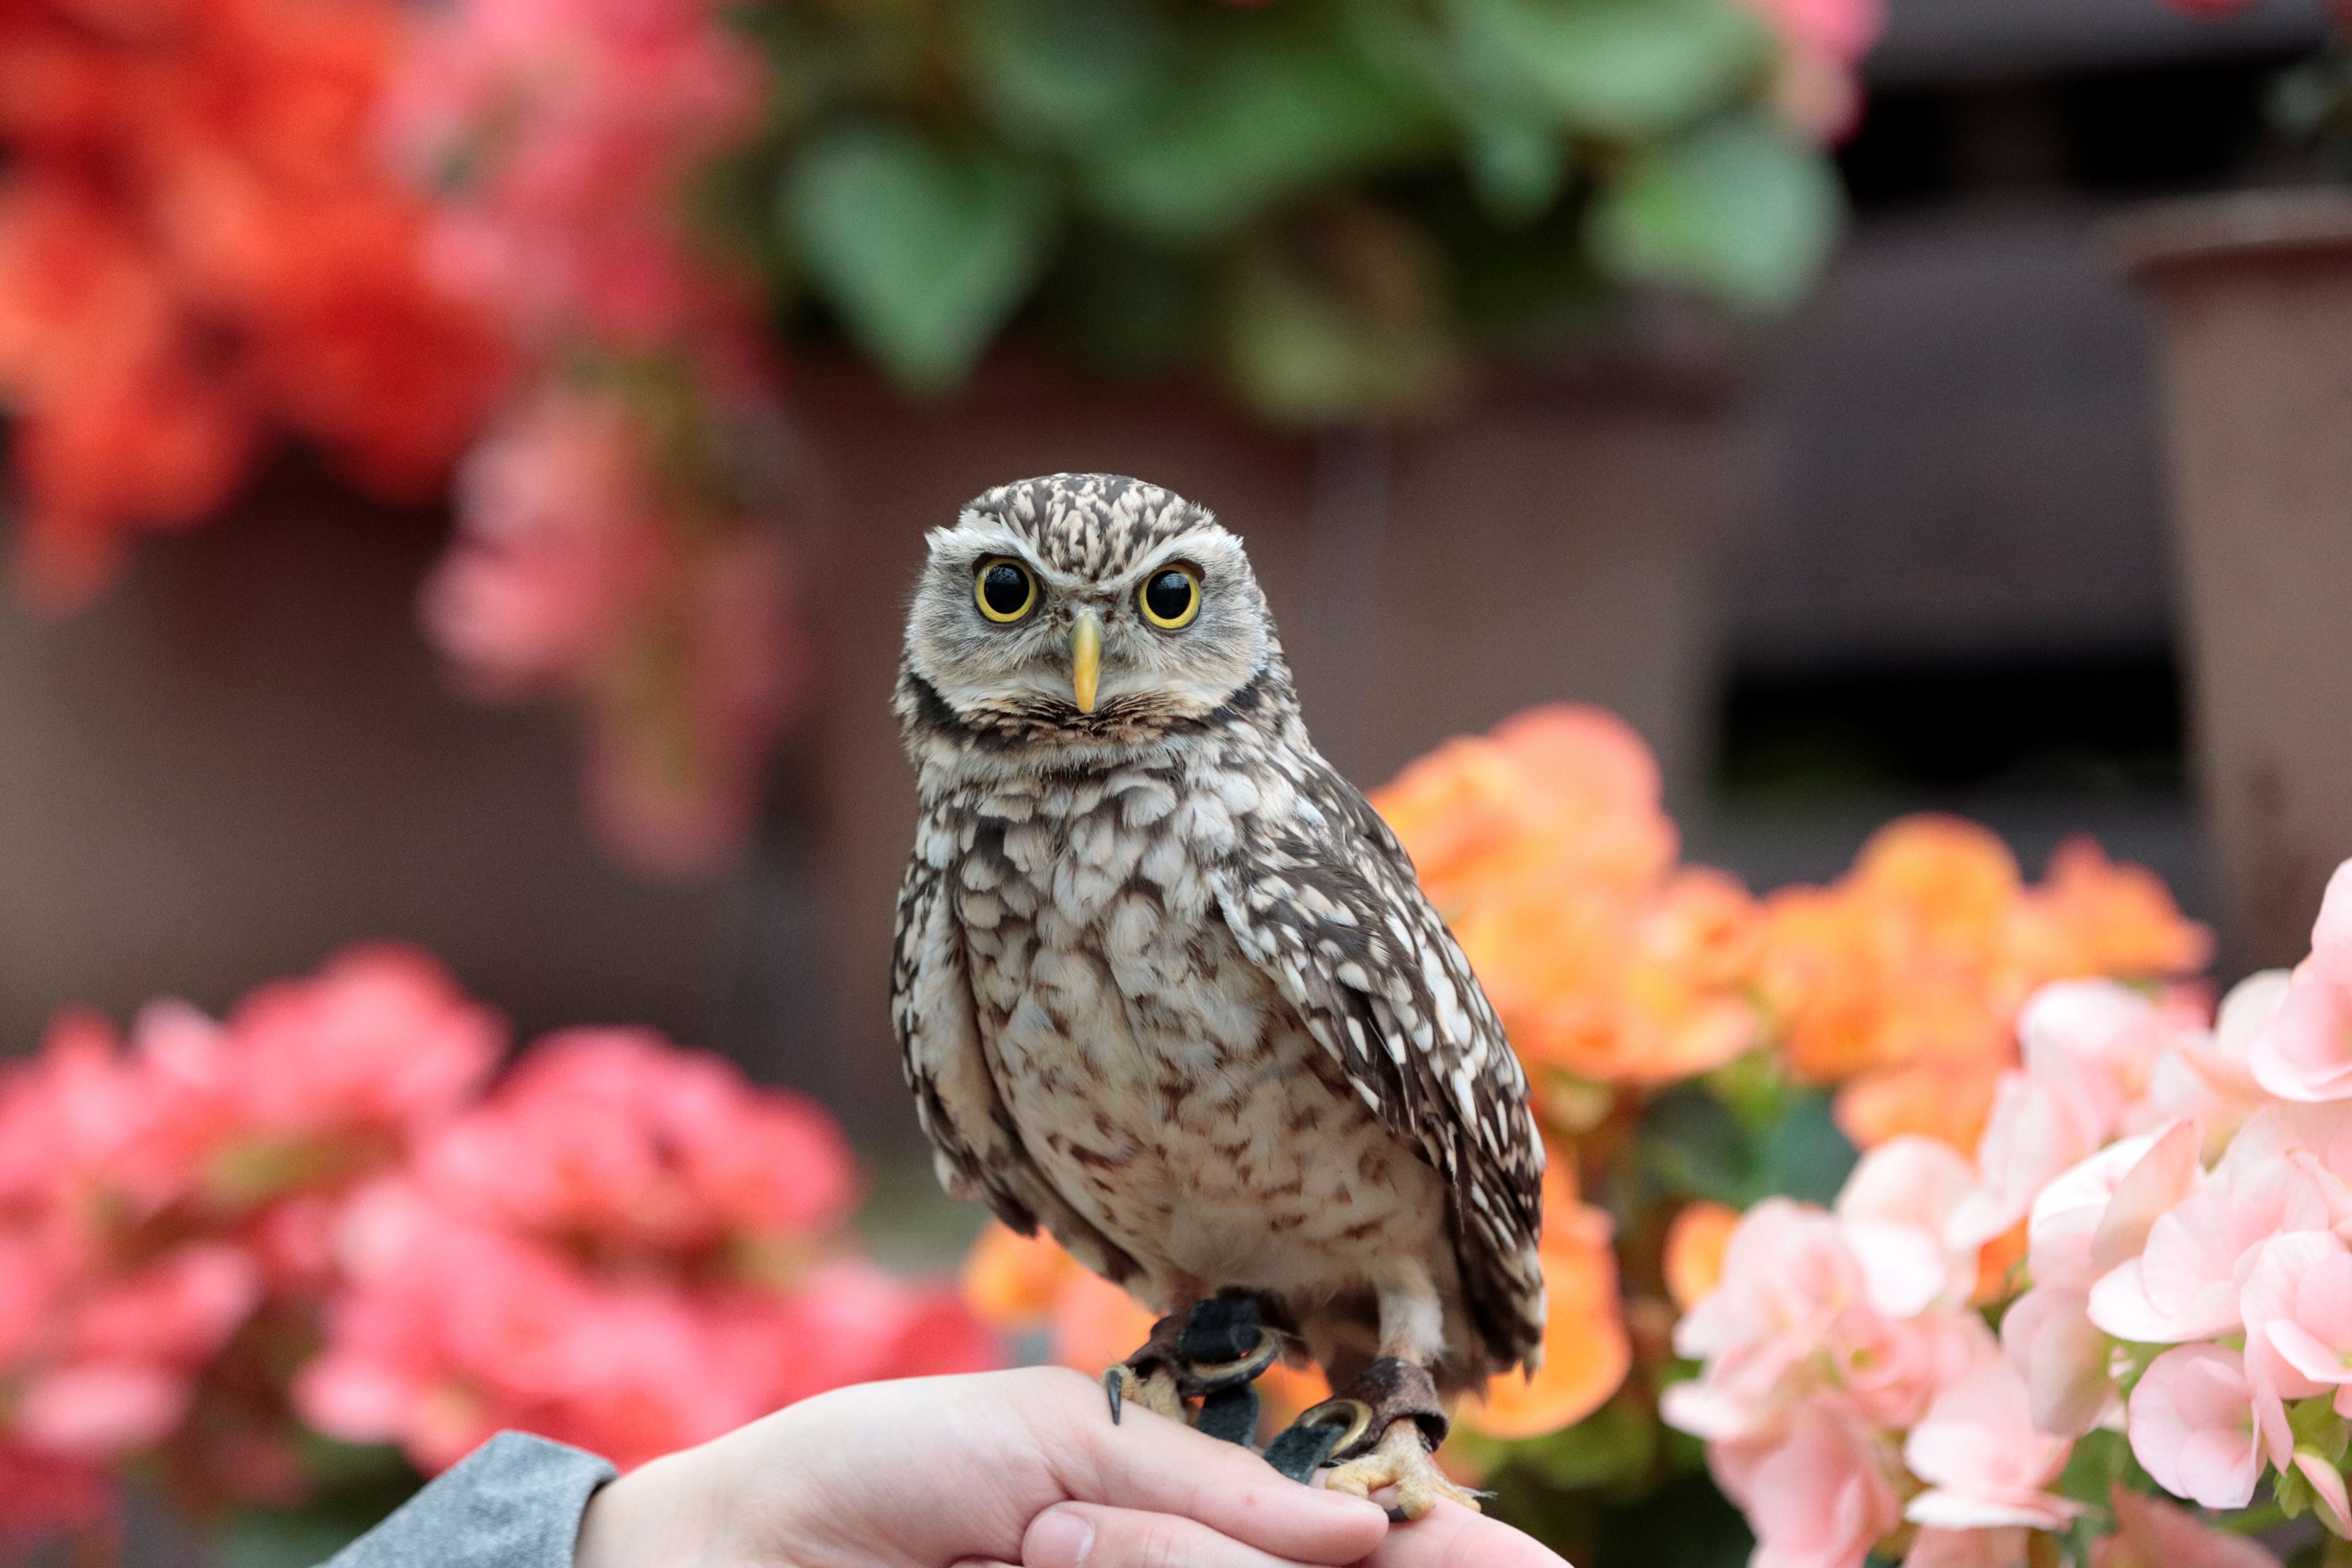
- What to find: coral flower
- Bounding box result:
[1374,706,1761,1087]
[1665,1201,1740,1311]
[0,0,508,608]
[1461,1168,1630,1440]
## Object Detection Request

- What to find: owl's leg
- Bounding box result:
[1106,1296,1281,1433]
[1319,1274,1483,1519]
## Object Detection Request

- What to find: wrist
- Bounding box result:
[573,1446,723,1568]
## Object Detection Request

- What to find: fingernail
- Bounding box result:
[1027,1505,1095,1568]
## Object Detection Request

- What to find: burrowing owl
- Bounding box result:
[891,474,1546,1515]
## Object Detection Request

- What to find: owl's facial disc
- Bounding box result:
[905,520,1269,736]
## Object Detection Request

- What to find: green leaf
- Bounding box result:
[1218,206,1467,424]
[1591,112,1844,315]
[1465,113,1566,223]
[1449,0,1768,141]
[1636,1084,1758,1206]
[1078,36,1444,244]
[1041,225,1213,375]
[1510,1393,1658,1491]
[1634,1081,1855,1207]
[782,125,1058,391]
[967,0,1177,144]
[1759,1088,1858,1207]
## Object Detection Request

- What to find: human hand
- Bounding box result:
[1359,1500,1570,1568]
[574,1365,1393,1568]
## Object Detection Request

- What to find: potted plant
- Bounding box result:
[2113,10,2352,969]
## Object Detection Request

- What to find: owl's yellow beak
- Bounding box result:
[1071,610,1101,714]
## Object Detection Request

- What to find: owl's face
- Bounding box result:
[902,476,1271,736]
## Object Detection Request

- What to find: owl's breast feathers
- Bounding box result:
[891,657,1549,1377]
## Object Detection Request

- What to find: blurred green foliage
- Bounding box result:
[743,0,1844,421]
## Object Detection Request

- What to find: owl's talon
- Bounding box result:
[1105,1362,1189,1424]
[1322,1418,1484,1520]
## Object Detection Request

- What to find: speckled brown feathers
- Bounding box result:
[891,474,1546,1396]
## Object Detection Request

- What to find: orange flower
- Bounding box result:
[1374,704,1676,914]
[1831,1060,2004,1155]
[961,1222,1157,1376]
[1459,1166,1631,1441]
[1757,816,2206,1151]
[1663,1200,1740,1312]
[2011,836,2213,984]
[1374,706,1761,1087]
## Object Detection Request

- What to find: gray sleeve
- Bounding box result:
[323,1433,617,1568]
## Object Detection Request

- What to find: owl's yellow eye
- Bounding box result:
[975,558,1037,623]
[1139,566,1201,630]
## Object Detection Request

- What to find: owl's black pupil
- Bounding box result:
[1145,571,1193,622]
[982,564,1030,615]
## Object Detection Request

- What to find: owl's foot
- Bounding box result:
[1104,1297,1281,1440]
[1323,1417,1482,1520]
[1315,1357,1480,1520]
[1105,1364,1189,1424]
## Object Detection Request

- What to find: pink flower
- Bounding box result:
[1721,1400,1903,1568]
[2132,972,2282,1156]
[65,1244,259,1367]
[2026,1123,2200,1298]
[418,1026,856,1251]
[422,386,663,694]
[1666,1200,1868,1441]
[1953,981,2190,1256]
[1950,1068,2107,1249]
[2248,860,2352,1102]
[13,1363,190,1458]
[1825,1305,1994,1430]
[2000,1287,2110,1438]
[2127,1344,2272,1509]
[1835,1136,1981,1316]
[1736,0,1885,141]
[1994,1128,2192,1448]
[222,945,502,1146]
[1902,1361,2078,1531]
[577,522,797,877]
[2091,1485,2284,1568]
[0,1441,111,1546]
[2088,1151,2341,1342]
[1903,1528,2028,1568]
[2246,1231,2352,1413]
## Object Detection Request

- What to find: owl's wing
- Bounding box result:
[1210,757,1547,1370]
[891,821,1142,1288]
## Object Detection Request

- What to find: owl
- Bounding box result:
[891,474,1546,1516]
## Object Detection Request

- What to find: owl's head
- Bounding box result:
[901,474,1274,739]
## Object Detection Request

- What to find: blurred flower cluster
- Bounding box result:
[1762,819,2211,1155]
[949,703,2218,1555]
[392,0,800,874]
[1664,859,2352,1568]
[0,946,993,1557]
[0,0,508,609]
[1,0,1890,877]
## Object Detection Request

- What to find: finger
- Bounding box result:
[1025,1370,1388,1563]
[948,1560,1021,1568]
[1025,1502,1337,1568]
[1356,1499,1570,1568]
